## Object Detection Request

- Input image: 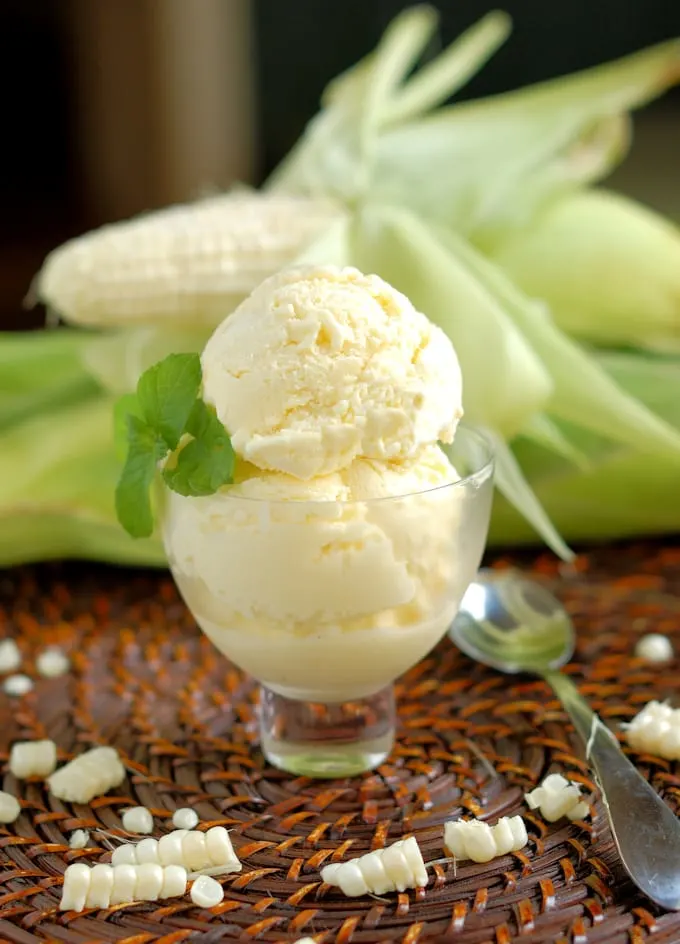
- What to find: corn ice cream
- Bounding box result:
[200,265,463,478]
[163,265,479,702]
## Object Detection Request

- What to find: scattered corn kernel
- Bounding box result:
[60,861,188,911]
[69,830,90,849]
[172,807,199,830]
[444,815,527,863]
[0,639,21,674]
[9,739,58,779]
[525,773,589,822]
[2,674,33,696]
[47,746,126,803]
[111,826,241,874]
[0,790,21,823]
[122,806,154,834]
[321,837,427,897]
[625,700,680,759]
[190,874,224,908]
[59,862,91,911]
[36,647,70,678]
[634,633,674,663]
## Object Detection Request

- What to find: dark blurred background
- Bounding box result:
[1,0,679,330]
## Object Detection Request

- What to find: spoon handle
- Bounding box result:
[543,669,680,911]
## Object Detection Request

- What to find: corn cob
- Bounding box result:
[33,192,344,328]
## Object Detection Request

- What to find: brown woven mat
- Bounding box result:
[1,542,680,944]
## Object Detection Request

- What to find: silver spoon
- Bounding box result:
[449,567,680,911]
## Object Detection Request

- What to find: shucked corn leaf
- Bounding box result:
[0,329,99,431]
[379,12,512,125]
[270,5,680,239]
[351,202,680,554]
[488,189,680,352]
[441,225,680,458]
[267,6,511,201]
[349,202,572,557]
[490,353,680,546]
[0,397,165,566]
[518,414,589,471]
[350,203,553,438]
[372,38,680,237]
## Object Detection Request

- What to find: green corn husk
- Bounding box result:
[489,352,680,545]
[350,202,680,557]
[0,329,100,431]
[269,5,680,238]
[0,396,164,567]
[486,189,680,353]
[2,4,680,567]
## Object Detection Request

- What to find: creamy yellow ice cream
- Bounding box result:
[201,265,463,478]
[163,447,468,701]
[162,265,480,702]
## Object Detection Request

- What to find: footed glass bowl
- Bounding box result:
[161,427,494,778]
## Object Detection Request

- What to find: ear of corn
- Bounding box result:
[2,5,680,566]
[33,192,345,328]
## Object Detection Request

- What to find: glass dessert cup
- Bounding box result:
[161,427,494,778]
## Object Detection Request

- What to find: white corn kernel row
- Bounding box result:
[111,827,240,875]
[525,773,589,823]
[60,861,187,911]
[444,815,527,864]
[625,700,680,759]
[47,746,126,803]
[320,837,427,896]
[35,192,344,328]
[9,739,58,779]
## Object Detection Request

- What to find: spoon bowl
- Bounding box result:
[451,569,574,673]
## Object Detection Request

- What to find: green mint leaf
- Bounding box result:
[137,352,201,450]
[162,399,235,496]
[114,415,165,538]
[113,393,142,462]
[114,353,235,537]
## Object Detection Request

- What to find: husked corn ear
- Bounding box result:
[34,193,344,328]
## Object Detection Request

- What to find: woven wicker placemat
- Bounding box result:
[1,542,680,944]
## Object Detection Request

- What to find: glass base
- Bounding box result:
[259,684,395,778]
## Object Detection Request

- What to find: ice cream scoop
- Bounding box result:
[201,265,463,478]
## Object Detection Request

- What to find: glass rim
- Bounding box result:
[193,425,495,507]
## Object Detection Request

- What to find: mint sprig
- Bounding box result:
[114,353,235,538]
